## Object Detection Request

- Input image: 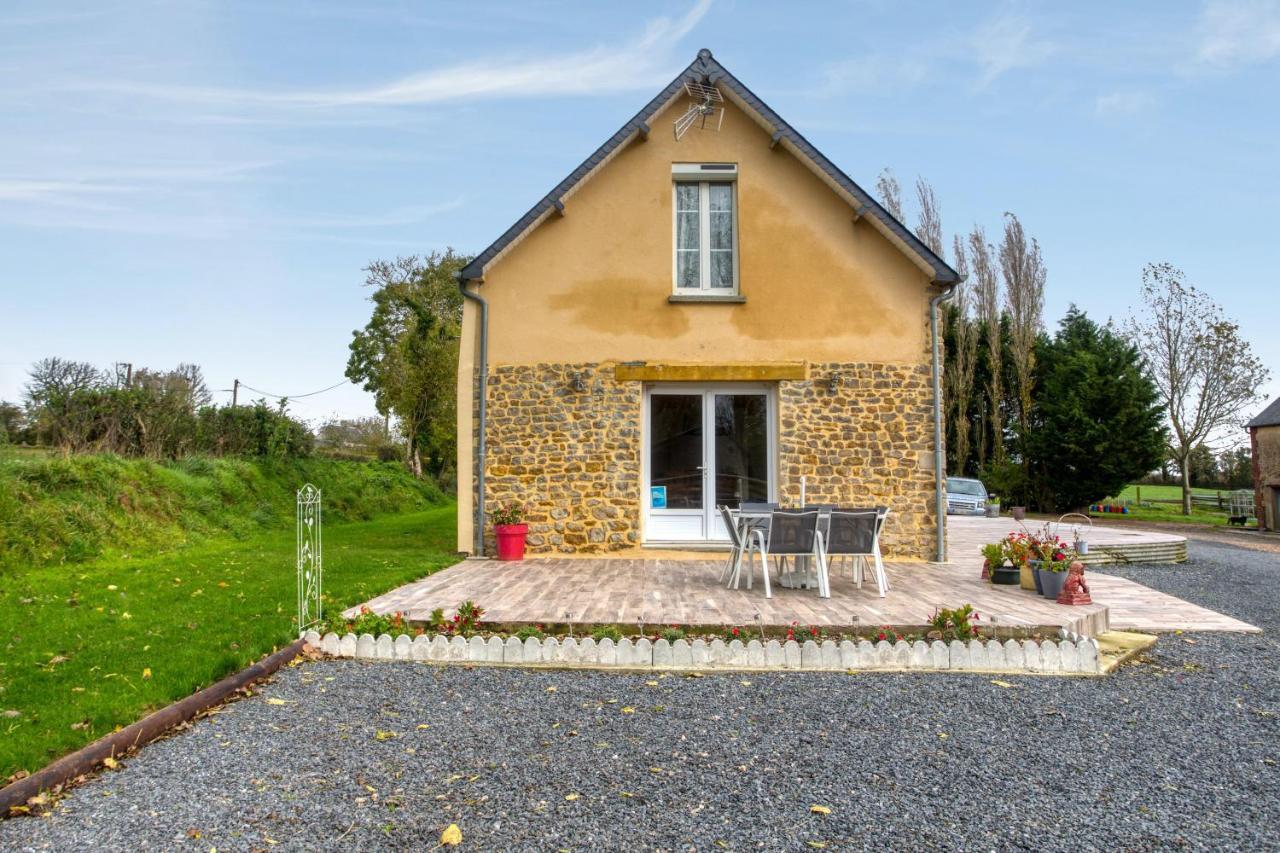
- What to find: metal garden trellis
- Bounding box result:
[296,483,322,633]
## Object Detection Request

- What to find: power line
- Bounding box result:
[235,379,350,400]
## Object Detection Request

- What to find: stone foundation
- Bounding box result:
[481,360,937,559]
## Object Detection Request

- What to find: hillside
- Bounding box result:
[0,451,448,572]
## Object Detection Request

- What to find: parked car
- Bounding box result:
[946,477,989,516]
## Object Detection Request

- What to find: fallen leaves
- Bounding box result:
[620,707,636,715]
[374,730,397,741]
[102,756,119,770]
[564,793,580,801]
[809,805,832,815]
[990,679,1016,689]
[265,698,289,706]
[440,824,462,846]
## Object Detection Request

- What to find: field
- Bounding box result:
[1091,483,1242,527]
[0,506,459,779]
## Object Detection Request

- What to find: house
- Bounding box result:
[1248,396,1280,531]
[454,49,960,561]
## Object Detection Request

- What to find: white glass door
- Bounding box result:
[645,386,774,542]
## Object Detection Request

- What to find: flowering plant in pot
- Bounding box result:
[491,501,529,561]
[1023,524,1076,599]
[1004,532,1037,591]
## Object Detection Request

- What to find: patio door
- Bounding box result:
[644,385,774,542]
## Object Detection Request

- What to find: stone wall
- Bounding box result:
[1253,425,1280,531]
[484,363,642,553]
[777,362,936,559]
[482,360,937,559]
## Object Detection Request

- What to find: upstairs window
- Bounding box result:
[673,164,738,294]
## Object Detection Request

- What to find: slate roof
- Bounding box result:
[457,48,960,285]
[1248,396,1280,428]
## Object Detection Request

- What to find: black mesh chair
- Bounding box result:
[740,509,830,598]
[824,510,884,596]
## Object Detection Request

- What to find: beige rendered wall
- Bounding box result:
[477,96,935,366]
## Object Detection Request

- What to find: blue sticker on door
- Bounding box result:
[650,486,667,509]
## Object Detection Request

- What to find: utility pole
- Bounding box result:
[232,378,239,407]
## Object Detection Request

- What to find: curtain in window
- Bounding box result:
[675,183,700,288]
[708,184,734,288]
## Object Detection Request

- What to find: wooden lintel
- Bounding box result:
[769,129,784,150]
[852,204,866,222]
[551,199,565,217]
[614,362,809,382]
[638,122,650,141]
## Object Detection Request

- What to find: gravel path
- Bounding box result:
[3,543,1277,852]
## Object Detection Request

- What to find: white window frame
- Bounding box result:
[672,166,739,295]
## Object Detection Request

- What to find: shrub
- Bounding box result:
[591,625,623,643]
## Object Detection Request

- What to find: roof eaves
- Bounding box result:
[1247,396,1280,428]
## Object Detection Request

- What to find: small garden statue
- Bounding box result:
[1056,561,1092,605]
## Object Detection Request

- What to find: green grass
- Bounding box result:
[0,451,445,573]
[1089,483,1238,527]
[0,505,459,779]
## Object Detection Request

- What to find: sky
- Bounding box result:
[2,0,1277,427]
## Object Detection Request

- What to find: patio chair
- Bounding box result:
[824,509,886,597]
[717,505,747,586]
[735,509,830,599]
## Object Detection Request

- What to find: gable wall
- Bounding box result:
[478,96,935,366]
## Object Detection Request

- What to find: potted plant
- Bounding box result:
[1011,506,1027,521]
[1024,524,1075,599]
[1004,532,1035,591]
[982,541,1019,585]
[492,502,529,561]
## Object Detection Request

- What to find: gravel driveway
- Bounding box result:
[3,541,1277,852]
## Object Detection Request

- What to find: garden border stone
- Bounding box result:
[308,631,1105,674]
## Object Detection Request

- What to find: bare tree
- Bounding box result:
[1127,263,1269,514]
[913,178,944,256]
[24,357,102,408]
[968,226,1003,465]
[999,212,1046,464]
[946,234,978,473]
[875,168,903,221]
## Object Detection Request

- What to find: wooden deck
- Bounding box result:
[353,518,1257,637]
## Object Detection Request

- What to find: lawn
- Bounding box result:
[1091,483,1239,527]
[0,505,459,779]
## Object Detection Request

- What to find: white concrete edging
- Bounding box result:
[304,631,1102,675]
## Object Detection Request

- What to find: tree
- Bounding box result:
[1127,263,1270,514]
[999,212,1046,471]
[913,177,943,256]
[944,234,978,474]
[875,168,903,221]
[969,226,1003,465]
[346,250,468,479]
[0,401,26,444]
[1028,307,1165,511]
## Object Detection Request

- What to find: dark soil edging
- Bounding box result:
[0,639,308,818]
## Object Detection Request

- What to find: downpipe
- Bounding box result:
[456,273,488,555]
[929,281,959,562]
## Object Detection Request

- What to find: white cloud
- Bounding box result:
[1196,0,1280,67]
[78,0,713,109]
[1095,89,1156,116]
[970,13,1054,86]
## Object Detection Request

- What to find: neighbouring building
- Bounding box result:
[454,49,960,560]
[1248,396,1280,531]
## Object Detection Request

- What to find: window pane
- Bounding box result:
[677,251,700,288]
[714,394,768,506]
[650,394,704,510]
[710,250,733,288]
[677,211,699,250]
[675,183,700,211]
[708,183,732,212]
[709,210,732,250]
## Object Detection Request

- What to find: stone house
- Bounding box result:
[454,49,960,560]
[1248,396,1280,531]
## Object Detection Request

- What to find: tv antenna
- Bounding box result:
[673,81,724,140]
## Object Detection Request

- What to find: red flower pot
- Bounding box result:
[495,523,529,561]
